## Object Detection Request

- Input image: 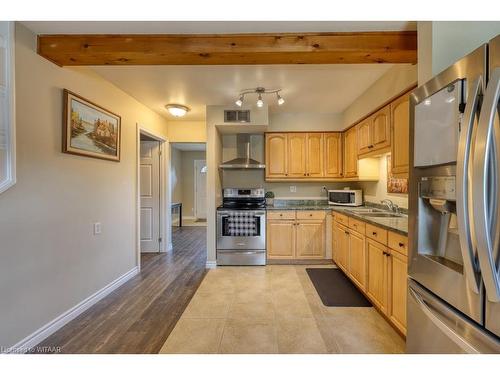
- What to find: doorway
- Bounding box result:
[137,128,168,259]
[170,143,206,229]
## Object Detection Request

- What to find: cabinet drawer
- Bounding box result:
[366,223,388,245]
[388,231,408,256]
[348,217,366,234]
[267,211,296,220]
[296,210,326,220]
[334,213,349,226]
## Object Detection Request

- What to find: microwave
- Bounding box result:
[328,189,363,206]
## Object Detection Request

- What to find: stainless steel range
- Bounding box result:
[216,188,266,266]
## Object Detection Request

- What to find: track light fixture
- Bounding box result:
[235,87,285,108]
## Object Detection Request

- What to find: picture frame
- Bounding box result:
[63,89,121,162]
[387,155,408,194]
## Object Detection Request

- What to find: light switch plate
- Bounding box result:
[290,185,297,193]
[93,222,102,235]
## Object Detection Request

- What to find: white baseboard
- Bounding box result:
[7,266,139,354]
[205,260,217,269]
[183,216,196,221]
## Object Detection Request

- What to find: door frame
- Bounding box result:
[193,159,207,220]
[136,124,169,270]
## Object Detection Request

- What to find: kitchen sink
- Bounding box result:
[345,208,383,213]
[361,212,406,218]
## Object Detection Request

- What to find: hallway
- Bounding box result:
[39,227,207,353]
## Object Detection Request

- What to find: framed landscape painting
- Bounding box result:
[63,90,121,162]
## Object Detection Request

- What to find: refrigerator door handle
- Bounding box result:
[472,67,500,302]
[408,286,479,353]
[456,76,482,294]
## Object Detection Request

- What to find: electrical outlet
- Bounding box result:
[93,222,102,235]
[290,185,297,193]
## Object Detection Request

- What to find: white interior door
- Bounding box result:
[140,141,160,252]
[194,159,207,220]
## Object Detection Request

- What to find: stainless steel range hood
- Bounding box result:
[219,134,265,170]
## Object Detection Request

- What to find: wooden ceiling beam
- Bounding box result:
[37,31,417,66]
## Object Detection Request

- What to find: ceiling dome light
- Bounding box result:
[165,104,190,117]
[277,93,285,106]
[235,95,244,107]
[256,94,264,108]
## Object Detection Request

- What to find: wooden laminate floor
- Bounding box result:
[38,227,207,354]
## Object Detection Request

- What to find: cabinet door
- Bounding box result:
[357,119,372,155]
[287,133,307,178]
[389,249,408,334]
[266,133,288,178]
[306,133,324,177]
[334,223,349,271]
[344,127,358,178]
[324,133,343,178]
[371,105,391,150]
[348,230,366,290]
[366,239,389,314]
[267,220,295,259]
[391,93,410,177]
[296,220,325,259]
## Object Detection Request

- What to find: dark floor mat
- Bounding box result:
[306,268,372,307]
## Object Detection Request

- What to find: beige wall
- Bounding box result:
[342,64,417,128]
[167,120,206,143]
[268,112,343,132]
[180,151,206,217]
[0,24,169,348]
[358,153,408,209]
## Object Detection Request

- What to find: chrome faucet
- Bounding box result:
[381,199,399,213]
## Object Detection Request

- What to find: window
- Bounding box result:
[0,22,15,194]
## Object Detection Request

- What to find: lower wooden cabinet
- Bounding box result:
[296,220,326,259]
[348,230,366,291]
[267,210,326,260]
[366,238,389,314]
[389,249,408,335]
[333,215,408,336]
[333,222,349,272]
[267,220,295,259]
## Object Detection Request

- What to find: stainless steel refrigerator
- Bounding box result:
[408,34,500,353]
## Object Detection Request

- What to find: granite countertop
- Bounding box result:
[266,200,408,235]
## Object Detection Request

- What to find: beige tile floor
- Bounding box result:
[159,264,405,354]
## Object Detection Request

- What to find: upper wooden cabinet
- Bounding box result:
[344,126,358,178]
[306,133,324,177]
[266,132,337,180]
[265,133,288,178]
[357,118,371,155]
[390,93,410,177]
[287,133,307,177]
[357,104,391,157]
[324,133,343,178]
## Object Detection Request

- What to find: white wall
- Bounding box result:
[268,112,343,132]
[417,21,500,85]
[0,24,169,349]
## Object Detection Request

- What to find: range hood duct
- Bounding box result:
[219,134,265,170]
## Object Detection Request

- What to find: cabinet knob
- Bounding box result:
[372,231,377,235]
[399,242,404,247]
[309,214,313,217]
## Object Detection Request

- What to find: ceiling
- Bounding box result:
[171,143,206,152]
[90,64,396,121]
[22,21,416,34]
